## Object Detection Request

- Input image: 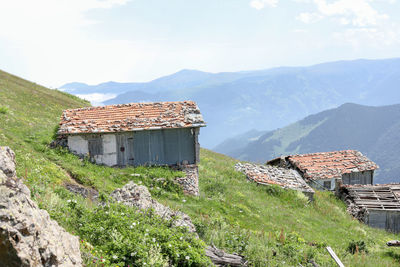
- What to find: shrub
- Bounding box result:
[347,240,368,254]
[52,124,60,140]
[62,199,212,266]
[0,106,8,114]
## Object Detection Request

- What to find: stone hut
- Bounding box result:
[58,101,205,167]
[267,150,378,190]
[57,101,206,195]
[235,162,315,200]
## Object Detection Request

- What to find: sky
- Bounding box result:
[0,0,400,88]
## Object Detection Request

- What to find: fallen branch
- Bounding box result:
[205,245,247,266]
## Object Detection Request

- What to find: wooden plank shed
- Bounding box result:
[337,184,400,233]
[57,101,206,167]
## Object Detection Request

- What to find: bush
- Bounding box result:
[347,240,368,254]
[0,106,8,114]
[52,124,60,140]
[60,199,212,266]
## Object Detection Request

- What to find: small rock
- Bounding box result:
[111,181,196,232]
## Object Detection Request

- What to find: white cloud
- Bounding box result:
[296,12,323,23]
[0,0,133,86]
[333,25,400,48]
[76,93,117,105]
[0,0,130,41]
[250,0,279,10]
[313,0,389,27]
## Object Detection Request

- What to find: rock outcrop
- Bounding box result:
[65,183,99,201]
[0,146,82,266]
[111,181,196,232]
[0,146,16,178]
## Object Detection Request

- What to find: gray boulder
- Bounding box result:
[0,146,16,178]
[111,181,196,232]
[0,147,82,266]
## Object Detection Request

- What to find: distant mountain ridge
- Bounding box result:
[221,103,400,184]
[61,58,400,148]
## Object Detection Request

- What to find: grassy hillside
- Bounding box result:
[1,70,400,266]
[229,103,400,184]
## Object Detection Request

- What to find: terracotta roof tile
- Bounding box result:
[58,101,206,135]
[287,150,378,181]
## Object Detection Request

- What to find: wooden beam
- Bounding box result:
[326,247,345,267]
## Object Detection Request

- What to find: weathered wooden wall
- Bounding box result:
[116,128,198,167]
[366,209,400,233]
[68,127,200,167]
[342,170,373,185]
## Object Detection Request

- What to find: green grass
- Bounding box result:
[1,69,400,266]
[157,149,400,266]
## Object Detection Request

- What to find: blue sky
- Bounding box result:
[0,0,399,87]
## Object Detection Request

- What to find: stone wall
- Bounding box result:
[173,164,199,196]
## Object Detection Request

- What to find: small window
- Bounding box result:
[323,180,331,189]
[88,137,103,156]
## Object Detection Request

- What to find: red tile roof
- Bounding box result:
[286,150,378,181]
[58,101,206,135]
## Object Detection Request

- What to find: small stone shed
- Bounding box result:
[235,162,315,200]
[57,101,206,167]
[267,150,378,190]
[337,184,400,233]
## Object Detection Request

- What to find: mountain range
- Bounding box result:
[61,58,400,148]
[218,103,400,184]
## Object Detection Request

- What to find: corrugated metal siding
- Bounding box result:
[116,128,196,166]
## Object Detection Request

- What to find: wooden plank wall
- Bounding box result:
[116,128,196,166]
[342,170,373,185]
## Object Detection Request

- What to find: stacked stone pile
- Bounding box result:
[173,164,199,196]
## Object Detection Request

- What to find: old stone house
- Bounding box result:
[267,150,378,190]
[57,101,206,167]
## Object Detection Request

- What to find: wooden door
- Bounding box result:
[127,137,135,166]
